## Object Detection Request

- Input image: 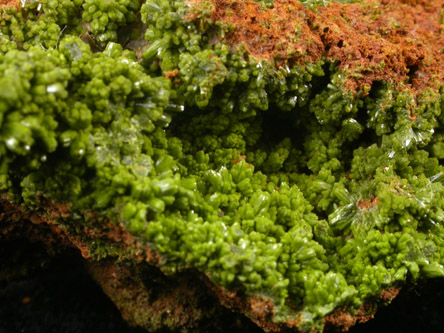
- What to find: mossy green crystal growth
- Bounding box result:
[1,0,444,331]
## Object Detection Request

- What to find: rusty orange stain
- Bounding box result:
[187,0,444,94]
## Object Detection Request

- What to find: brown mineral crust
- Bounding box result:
[165,68,180,79]
[0,0,20,7]
[88,262,269,331]
[202,277,304,331]
[87,262,216,331]
[324,309,357,332]
[164,68,182,84]
[313,0,444,93]
[0,195,161,265]
[324,303,375,332]
[187,0,324,66]
[380,287,400,302]
[249,296,280,327]
[357,196,379,210]
[324,288,403,331]
[187,0,444,94]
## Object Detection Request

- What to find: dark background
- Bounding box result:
[1,250,444,333]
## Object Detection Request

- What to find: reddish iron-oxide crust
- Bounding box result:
[324,304,375,332]
[0,0,20,7]
[380,287,401,302]
[357,196,379,210]
[324,288,400,331]
[187,0,444,94]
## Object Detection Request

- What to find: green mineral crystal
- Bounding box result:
[1,0,444,331]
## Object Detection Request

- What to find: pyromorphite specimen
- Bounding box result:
[1,0,444,331]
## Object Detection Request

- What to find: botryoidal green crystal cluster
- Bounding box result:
[2,0,444,331]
